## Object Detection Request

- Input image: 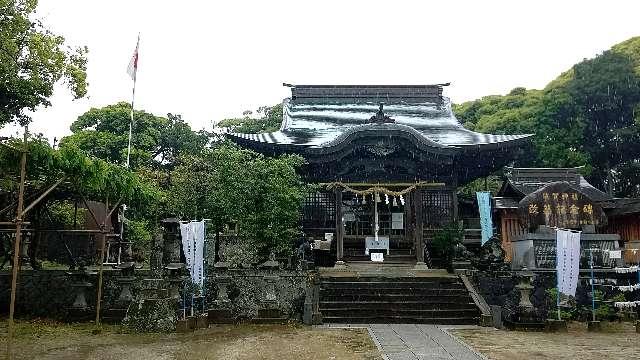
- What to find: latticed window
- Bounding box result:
[301,191,336,236]
[422,190,454,228]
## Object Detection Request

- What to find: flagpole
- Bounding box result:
[126,76,136,168]
[126,33,139,168]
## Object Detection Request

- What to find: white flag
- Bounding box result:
[179,221,206,288]
[192,221,206,288]
[126,35,140,80]
[180,222,194,274]
[556,229,581,296]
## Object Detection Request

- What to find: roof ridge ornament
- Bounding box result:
[370,103,395,124]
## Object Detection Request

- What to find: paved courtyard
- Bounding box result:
[323,324,484,360]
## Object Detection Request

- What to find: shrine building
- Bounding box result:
[227,84,532,266]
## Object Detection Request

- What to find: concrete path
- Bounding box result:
[321,324,486,360]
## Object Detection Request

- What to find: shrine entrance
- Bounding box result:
[341,191,413,262]
[301,182,457,266]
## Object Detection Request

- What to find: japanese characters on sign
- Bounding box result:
[518,183,605,229]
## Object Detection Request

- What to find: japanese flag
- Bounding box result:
[126,36,139,80]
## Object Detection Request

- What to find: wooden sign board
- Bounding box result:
[518,182,607,230]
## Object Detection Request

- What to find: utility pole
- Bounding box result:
[7,126,28,359]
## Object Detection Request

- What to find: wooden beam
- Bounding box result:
[95,198,108,327]
[414,188,424,264]
[335,189,344,263]
[94,196,121,328]
[19,177,66,218]
[0,228,100,233]
[320,182,446,187]
[0,187,45,217]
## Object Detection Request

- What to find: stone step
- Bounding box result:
[320,276,460,283]
[320,308,479,318]
[320,293,474,303]
[319,301,478,310]
[320,288,469,296]
[318,274,480,325]
[321,281,466,289]
[321,316,479,324]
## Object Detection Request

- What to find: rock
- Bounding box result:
[122,298,177,333]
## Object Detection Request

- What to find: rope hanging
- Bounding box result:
[324,181,438,197]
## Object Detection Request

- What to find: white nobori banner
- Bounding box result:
[179,221,205,288]
[556,229,581,296]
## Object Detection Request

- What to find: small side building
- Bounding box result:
[494,167,613,262]
[493,167,640,269]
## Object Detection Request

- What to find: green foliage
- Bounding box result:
[590,290,617,321]
[45,200,85,229]
[169,142,306,260]
[125,219,152,259]
[217,104,282,134]
[0,135,160,217]
[453,36,640,196]
[62,102,208,170]
[545,287,576,320]
[432,222,463,270]
[457,175,502,197]
[0,0,88,126]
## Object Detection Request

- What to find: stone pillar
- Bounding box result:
[263,275,279,305]
[215,275,232,305]
[515,269,539,324]
[165,263,186,300]
[116,262,136,306]
[161,218,182,265]
[66,270,95,322]
[70,281,92,309]
[149,229,164,278]
[303,276,322,325]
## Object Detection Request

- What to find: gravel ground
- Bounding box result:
[0,319,381,360]
[451,321,640,360]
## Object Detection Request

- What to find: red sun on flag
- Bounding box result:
[127,36,139,81]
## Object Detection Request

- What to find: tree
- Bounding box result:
[217,103,282,134]
[566,50,640,192]
[169,142,306,263]
[453,36,640,197]
[0,0,88,126]
[62,102,208,170]
[0,134,161,266]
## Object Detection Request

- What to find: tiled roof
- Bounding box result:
[500,167,612,202]
[228,84,533,150]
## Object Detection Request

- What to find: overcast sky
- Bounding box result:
[2,0,639,141]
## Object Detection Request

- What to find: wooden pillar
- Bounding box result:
[405,192,414,255]
[335,188,344,265]
[452,188,459,222]
[414,188,425,265]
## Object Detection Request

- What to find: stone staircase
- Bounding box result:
[319,274,480,324]
[343,248,416,264]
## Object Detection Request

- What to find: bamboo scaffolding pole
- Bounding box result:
[6,127,28,360]
[92,197,122,327]
[0,228,102,233]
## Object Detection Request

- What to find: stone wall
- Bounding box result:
[206,268,309,321]
[0,269,151,320]
[472,269,636,322]
[0,267,310,323]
